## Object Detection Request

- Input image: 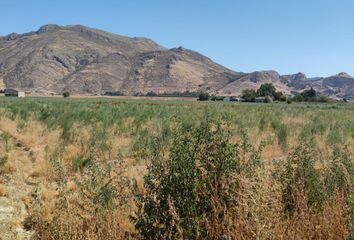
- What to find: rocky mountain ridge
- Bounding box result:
[1,24,354,98]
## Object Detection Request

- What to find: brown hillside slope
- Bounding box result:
[1,24,354,98]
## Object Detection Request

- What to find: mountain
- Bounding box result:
[0,24,241,95]
[0,24,353,98]
[0,24,164,94]
[306,73,354,99]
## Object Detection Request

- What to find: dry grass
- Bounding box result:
[0,99,353,240]
[276,190,350,240]
[0,184,8,197]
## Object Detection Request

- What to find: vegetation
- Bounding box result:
[291,88,332,103]
[257,83,276,97]
[133,118,262,239]
[0,96,353,239]
[131,91,203,98]
[104,90,125,96]
[62,92,70,98]
[241,89,257,102]
[197,92,210,101]
[243,83,286,102]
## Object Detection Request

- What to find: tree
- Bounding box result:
[198,92,210,101]
[301,88,316,99]
[292,94,304,102]
[242,89,257,102]
[274,91,287,101]
[257,83,276,97]
[62,92,70,98]
[146,91,157,97]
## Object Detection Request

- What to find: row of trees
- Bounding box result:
[242,83,287,102]
[242,84,333,103]
[65,85,334,103]
[292,88,331,102]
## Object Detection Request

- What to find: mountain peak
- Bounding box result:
[36,24,62,34]
[336,72,352,78]
[291,72,307,80]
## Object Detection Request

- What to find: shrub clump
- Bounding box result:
[62,92,70,98]
[133,118,263,239]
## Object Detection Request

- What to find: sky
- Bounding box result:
[0,0,353,77]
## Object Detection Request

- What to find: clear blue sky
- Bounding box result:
[1,0,353,77]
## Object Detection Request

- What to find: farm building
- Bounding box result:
[4,88,25,97]
[255,96,273,103]
[231,97,244,102]
[223,97,231,102]
[223,97,245,102]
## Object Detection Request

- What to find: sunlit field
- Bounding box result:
[0,96,353,239]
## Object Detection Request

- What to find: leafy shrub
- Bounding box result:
[257,83,276,97]
[324,145,354,196]
[1,131,11,152]
[62,92,70,98]
[146,91,157,97]
[104,91,125,96]
[71,154,93,172]
[258,116,268,132]
[275,140,324,215]
[292,94,304,102]
[274,91,287,101]
[198,92,210,101]
[301,88,316,99]
[271,119,288,151]
[210,95,225,101]
[242,89,257,102]
[133,117,263,239]
[0,157,7,175]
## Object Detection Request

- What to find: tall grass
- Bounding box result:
[0,97,353,239]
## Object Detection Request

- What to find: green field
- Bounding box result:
[0,97,353,239]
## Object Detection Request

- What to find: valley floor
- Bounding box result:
[0,97,353,239]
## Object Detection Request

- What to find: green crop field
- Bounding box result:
[0,96,353,239]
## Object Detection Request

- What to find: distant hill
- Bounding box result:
[1,24,353,98]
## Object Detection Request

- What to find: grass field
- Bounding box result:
[0,96,353,239]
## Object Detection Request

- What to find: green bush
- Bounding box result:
[62,92,70,98]
[257,83,276,97]
[275,140,324,215]
[292,94,304,102]
[210,95,224,101]
[242,89,257,102]
[133,118,262,239]
[324,145,354,196]
[1,131,11,152]
[198,92,210,101]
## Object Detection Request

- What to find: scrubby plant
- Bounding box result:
[257,83,276,97]
[242,89,257,102]
[324,145,354,197]
[274,139,324,215]
[1,131,11,152]
[27,150,130,239]
[0,91,354,239]
[0,157,7,175]
[197,92,210,101]
[270,119,288,151]
[133,117,263,239]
